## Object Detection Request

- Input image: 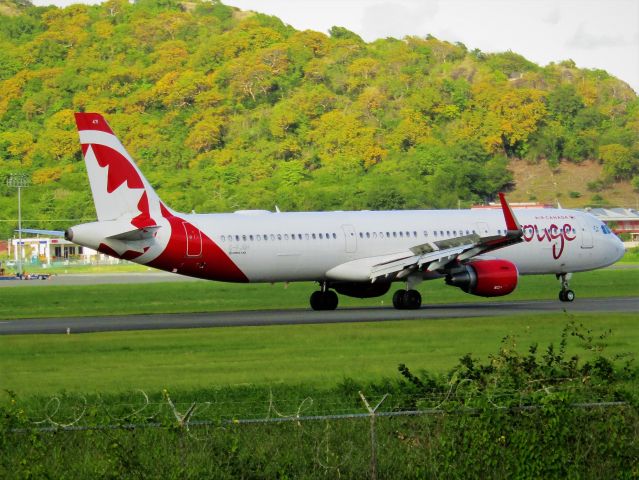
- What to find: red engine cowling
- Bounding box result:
[445,259,518,297]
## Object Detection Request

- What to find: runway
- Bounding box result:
[0,297,636,335]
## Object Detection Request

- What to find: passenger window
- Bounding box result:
[332,233,337,239]
[235,235,240,242]
[319,233,323,239]
[312,233,316,239]
[359,232,363,238]
[277,234,282,241]
[366,232,370,238]
[221,235,225,242]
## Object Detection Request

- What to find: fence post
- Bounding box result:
[359,391,388,480]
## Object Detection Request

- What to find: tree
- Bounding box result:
[600,144,637,180]
[547,84,584,125]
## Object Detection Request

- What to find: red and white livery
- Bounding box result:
[64,113,625,310]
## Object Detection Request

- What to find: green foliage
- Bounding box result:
[1,320,637,478]
[0,0,636,237]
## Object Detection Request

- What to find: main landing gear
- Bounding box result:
[310,283,338,311]
[392,289,422,310]
[557,273,575,302]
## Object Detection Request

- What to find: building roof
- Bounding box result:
[580,208,639,222]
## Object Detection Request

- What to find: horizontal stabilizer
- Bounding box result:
[16,228,65,237]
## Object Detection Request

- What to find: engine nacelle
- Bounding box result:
[445,259,518,297]
[333,282,391,298]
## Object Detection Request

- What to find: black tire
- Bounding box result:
[325,290,338,310]
[405,289,422,309]
[393,289,407,309]
[310,291,324,310]
[310,290,339,310]
[559,290,566,302]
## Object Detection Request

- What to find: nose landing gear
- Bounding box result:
[557,273,575,302]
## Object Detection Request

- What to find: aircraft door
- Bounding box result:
[342,224,357,253]
[183,222,203,257]
[578,218,593,249]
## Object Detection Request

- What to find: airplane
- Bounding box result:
[32,112,627,310]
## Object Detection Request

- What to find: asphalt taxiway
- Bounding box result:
[0,297,636,335]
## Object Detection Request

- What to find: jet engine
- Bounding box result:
[333,282,391,298]
[445,259,518,297]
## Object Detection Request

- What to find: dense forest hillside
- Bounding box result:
[0,0,638,236]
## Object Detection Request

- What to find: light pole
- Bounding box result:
[6,173,30,277]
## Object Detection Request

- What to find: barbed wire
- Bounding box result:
[8,388,628,434]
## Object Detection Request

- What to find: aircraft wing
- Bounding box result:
[369,193,523,281]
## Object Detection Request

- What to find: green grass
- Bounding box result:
[0,268,637,320]
[0,312,636,397]
[620,246,639,263]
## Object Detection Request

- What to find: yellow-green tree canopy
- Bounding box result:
[0,0,637,236]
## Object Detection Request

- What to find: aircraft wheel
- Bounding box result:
[310,290,339,311]
[325,290,338,310]
[404,289,422,309]
[310,291,322,310]
[392,289,407,309]
[559,289,575,302]
[392,289,421,309]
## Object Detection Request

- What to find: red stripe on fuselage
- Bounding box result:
[147,205,248,283]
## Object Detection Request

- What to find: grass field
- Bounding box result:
[0,268,637,320]
[1,265,637,479]
[0,266,636,398]
[1,312,636,397]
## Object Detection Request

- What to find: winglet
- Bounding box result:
[498,193,521,233]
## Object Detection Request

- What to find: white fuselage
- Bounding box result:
[175,207,624,283]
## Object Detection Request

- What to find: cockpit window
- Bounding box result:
[601,224,612,234]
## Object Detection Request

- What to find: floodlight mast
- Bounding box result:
[6,174,30,277]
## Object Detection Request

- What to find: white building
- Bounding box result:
[8,237,119,266]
